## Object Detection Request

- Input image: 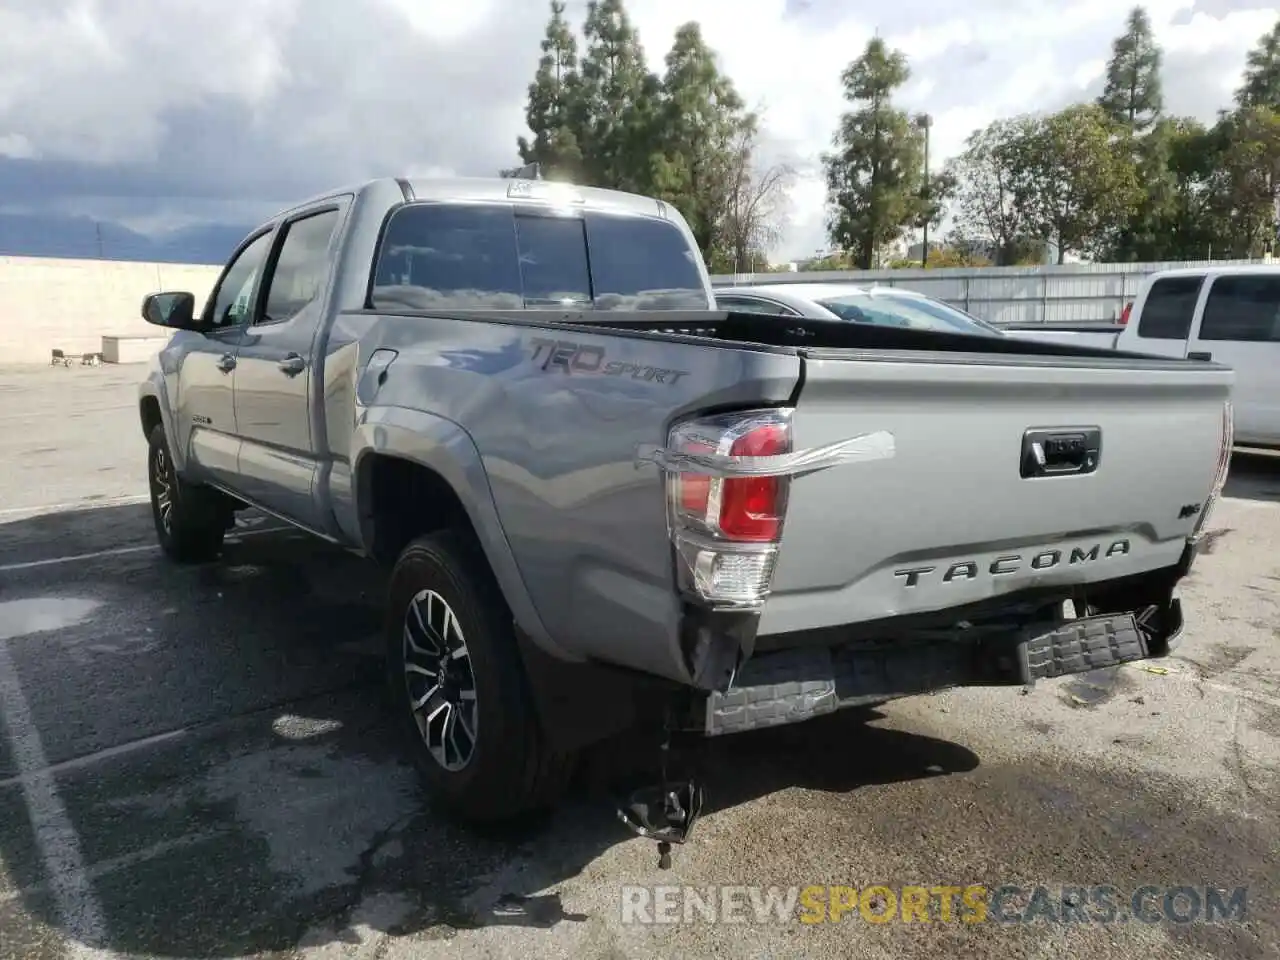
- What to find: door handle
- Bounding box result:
[277,354,306,376]
[1187,351,1212,361]
[216,353,236,373]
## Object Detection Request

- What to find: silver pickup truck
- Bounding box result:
[138,176,1233,865]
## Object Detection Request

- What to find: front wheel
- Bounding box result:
[385,530,575,823]
[147,424,226,563]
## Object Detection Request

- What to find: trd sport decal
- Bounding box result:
[529,338,689,385]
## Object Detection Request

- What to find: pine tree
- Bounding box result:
[1096,6,1164,133]
[576,0,660,192]
[517,1,584,181]
[821,38,924,269]
[1236,19,1280,111]
[651,22,749,257]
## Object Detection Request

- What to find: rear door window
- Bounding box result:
[260,209,340,324]
[1198,275,1280,342]
[815,293,1001,336]
[1136,276,1203,339]
[716,296,800,317]
[369,202,708,311]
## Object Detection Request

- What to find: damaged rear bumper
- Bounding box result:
[697,540,1196,738]
[702,599,1185,738]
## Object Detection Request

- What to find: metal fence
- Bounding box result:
[709,258,1276,326]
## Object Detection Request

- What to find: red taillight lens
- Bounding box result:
[719,424,788,541]
[669,412,792,544]
[1119,302,1132,326]
[665,408,793,606]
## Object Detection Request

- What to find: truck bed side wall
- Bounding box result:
[335,310,801,683]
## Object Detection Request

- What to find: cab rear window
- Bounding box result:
[369,202,708,312]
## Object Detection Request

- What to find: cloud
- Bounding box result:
[0,0,1272,263]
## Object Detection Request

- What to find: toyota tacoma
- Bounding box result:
[136,176,1235,866]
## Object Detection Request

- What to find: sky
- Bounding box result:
[0,0,1276,263]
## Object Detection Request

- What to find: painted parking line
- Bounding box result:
[0,639,115,959]
[0,728,189,791]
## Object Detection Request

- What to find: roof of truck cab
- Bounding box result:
[273,175,671,221]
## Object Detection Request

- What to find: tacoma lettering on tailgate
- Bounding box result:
[893,539,1131,588]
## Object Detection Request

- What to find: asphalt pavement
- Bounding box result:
[0,364,1277,960]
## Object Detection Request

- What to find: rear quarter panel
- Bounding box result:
[350,313,800,682]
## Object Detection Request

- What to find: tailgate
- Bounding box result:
[758,350,1233,635]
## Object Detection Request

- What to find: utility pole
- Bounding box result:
[915,113,932,268]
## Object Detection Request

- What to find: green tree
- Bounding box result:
[1101,118,1185,261]
[1159,118,1215,258]
[822,39,924,269]
[1236,19,1280,111]
[576,0,660,192]
[1012,104,1142,263]
[799,252,854,272]
[516,0,584,181]
[888,245,992,269]
[946,118,1039,265]
[1204,106,1280,257]
[917,163,957,246]
[1097,6,1164,133]
[650,22,751,257]
[1094,6,1169,260]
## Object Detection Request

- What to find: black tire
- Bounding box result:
[385,529,575,824]
[147,424,226,563]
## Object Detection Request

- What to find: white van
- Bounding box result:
[1115,265,1280,449]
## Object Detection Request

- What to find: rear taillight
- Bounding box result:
[1119,302,1132,326]
[667,409,793,607]
[1191,401,1234,543]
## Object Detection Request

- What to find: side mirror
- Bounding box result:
[141,292,198,330]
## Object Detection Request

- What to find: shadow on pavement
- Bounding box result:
[0,501,981,958]
[1223,450,1280,504]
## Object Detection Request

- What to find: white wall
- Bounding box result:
[0,256,222,364]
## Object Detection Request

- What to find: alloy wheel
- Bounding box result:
[152,445,173,535]
[402,589,479,772]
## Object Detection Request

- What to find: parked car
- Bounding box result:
[714,280,1139,349]
[1000,322,1128,350]
[1112,266,1280,448]
[999,265,1280,448]
[137,177,1235,867]
[713,281,1008,337]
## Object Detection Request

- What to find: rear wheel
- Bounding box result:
[385,530,575,823]
[147,424,226,563]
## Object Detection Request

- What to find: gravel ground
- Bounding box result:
[0,364,1276,960]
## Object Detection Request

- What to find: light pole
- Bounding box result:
[915,113,932,268]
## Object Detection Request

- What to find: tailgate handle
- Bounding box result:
[1021,427,1101,479]
[1187,351,1212,361]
